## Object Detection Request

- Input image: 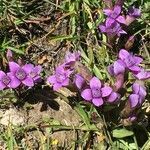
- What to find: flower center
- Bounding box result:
[110,13,118,19]
[2,75,11,85]
[30,70,37,78]
[15,68,26,80]
[106,28,113,33]
[92,88,101,98]
[56,73,66,83]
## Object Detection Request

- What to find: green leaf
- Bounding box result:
[70,16,76,35]
[6,47,24,54]
[87,47,94,65]
[81,50,90,63]
[74,103,91,128]
[112,128,134,138]
[93,65,103,80]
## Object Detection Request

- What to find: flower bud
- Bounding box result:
[125,36,135,50]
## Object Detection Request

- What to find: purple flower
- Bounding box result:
[129,82,146,109]
[99,21,126,37]
[47,65,72,91]
[81,77,112,106]
[0,71,20,89]
[65,51,80,68]
[108,49,143,75]
[104,5,126,24]
[29,65,42,82]
[126,7,141,25]
[118,49,143,73]
[128,7,141,18]
[9,62,35,87]
[106,91,121,103]
[74,74,86,90]
[134,69,150,80]
[108,60,125,75]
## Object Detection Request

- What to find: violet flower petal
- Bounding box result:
[9,62,20,73]
[134,84,146,99]
[114,60,125,75]
[55,65,66,74]
[116,16,126,24]
[133,56,143,65]
[47,75,56,84]
[92,98,104,107]
[107,92,119,102]
[53,83,62,91]
[108,64,115,75]
[22,64,34,74]
[129,94,139,108]
[106,18,115,26]
[90,77,101,89]
[34,65,42,74]
[119,49,130,60]
[0,71,6,78]
[62,78,69,86]
[132,83,140,94]
[74,74,85,90]
[128,7,141,18]
[101,86,112,97]
[129,65,141,72]
[7,73,21,88]
[113,5,121,17]
[99,25,106,32]
[33,76,41,82]
[81,89,92,101]
[0,81,6,90]
[134,69,150,80]
[22,77,34,87]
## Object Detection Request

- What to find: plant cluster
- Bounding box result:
[47,0,150,123]
[47,49,150,119]
[99,0,141,44]
[0,0,149,125]
[0,51,42,90]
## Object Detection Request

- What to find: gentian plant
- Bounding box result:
[99,1,141,44]
[0,51,42,90]
[47,48,149,118]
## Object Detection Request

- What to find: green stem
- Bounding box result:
[25,124,99,132]
[133,134,139,150]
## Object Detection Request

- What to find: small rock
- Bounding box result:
[0,108,26,126]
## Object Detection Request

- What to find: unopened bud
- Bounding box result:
[6,49,13,61]
[125,36,135,50]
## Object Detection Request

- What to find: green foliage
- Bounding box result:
[112,128,134,138]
